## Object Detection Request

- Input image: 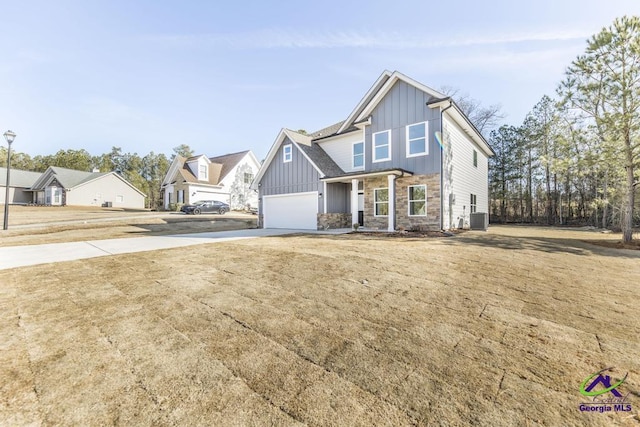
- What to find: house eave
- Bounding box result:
[321,168,413,183]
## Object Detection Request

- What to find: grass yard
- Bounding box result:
[0,205,257,247]
[0,226,639,426]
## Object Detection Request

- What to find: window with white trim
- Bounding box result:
[473,150,478,167]
[244,172,253,184]
[408,185,427,216]
[374,188,389,216]
[199,164,208,180]
[406,122,428,157]
[470,194,477,213]
[352,142,364,169]
[372,130,391,162]
[283,144,292,163]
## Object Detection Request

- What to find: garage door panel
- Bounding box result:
[264,192,318,230]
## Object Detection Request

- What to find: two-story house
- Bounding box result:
[253,71,494,230]
[162,150,260,210]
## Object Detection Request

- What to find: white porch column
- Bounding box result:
[388,174,396,231]
[350,179,359,227]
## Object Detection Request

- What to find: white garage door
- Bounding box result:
[264,191,318,230]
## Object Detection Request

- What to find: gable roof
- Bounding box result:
[0,168,41,188]
[165,150,258,188]
[209,150,252,181]
[31,166,102,190]
[252,128,345,189]
[29,166,145,196]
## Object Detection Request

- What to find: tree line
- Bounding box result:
[488,16,640,242]
[0,143,195,210]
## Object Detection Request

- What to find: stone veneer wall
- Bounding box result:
[363,175,391,230]
[395,174,440,230]
[363,174,440,230]
[317,213,352,230]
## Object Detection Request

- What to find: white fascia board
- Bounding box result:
[443,106,495,157]
[355,71,447,123]
[30,166,54,190]
[338,70,393,134]
[162,157,183,186]
[251,128,288,190]
[290,140,324,178]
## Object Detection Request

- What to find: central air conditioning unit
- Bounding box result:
[470,212,488,231]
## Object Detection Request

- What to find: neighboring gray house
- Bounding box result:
[161,150,260,210]
[30,166,146,209]
[0,168,42,205]
[253,70,494,230]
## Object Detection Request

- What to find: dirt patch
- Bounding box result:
[583,239,640,251]
[0,226,639,425]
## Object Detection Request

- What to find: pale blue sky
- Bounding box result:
[2,0,639,160]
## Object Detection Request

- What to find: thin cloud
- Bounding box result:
[145,28,592,50]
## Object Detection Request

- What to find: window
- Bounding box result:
[244,172,253,184]
[177,190,184,203]
[408,185,427,216]
[470,194,477,213]
[199,164,208,180]
[116,195,124,203]
[283,144,292,162]
[473,150,478,167]
[353,142,364,169]
[372,130,391,162]
[406,122,428,157]
[374,188,389,216]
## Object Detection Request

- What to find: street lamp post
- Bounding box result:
[3,130,16,230]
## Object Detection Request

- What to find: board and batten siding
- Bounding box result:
[259,137,323,213]
[326,183,350,213]
[316,130,363,174]
[441,114,489,229]
[365,80,441,174]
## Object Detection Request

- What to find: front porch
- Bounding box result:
[322,170,441,231]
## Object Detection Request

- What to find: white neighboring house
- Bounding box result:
[29,166,146,209]
[161,150,260,210]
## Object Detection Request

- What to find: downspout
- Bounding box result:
[439,99,454,230]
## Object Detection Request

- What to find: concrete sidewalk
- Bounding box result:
[0,228,351,270]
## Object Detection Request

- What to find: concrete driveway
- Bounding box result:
[0,228,351,270]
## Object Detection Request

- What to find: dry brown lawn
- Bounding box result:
[0,205,257,247]
[1,226,639,426]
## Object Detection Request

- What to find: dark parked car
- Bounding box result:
[181,200,229,215]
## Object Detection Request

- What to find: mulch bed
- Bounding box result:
[349,229,466,238]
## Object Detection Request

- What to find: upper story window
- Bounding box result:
[473,150,478,167]
[283,144,292,163]
[353,142,364,169]
[199,164,208,180]
[406,122,428,157]
[372,130,391,162]
[244,172,254,185]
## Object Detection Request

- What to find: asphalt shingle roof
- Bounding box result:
[0,168,41,188]
[285,129,345,177]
